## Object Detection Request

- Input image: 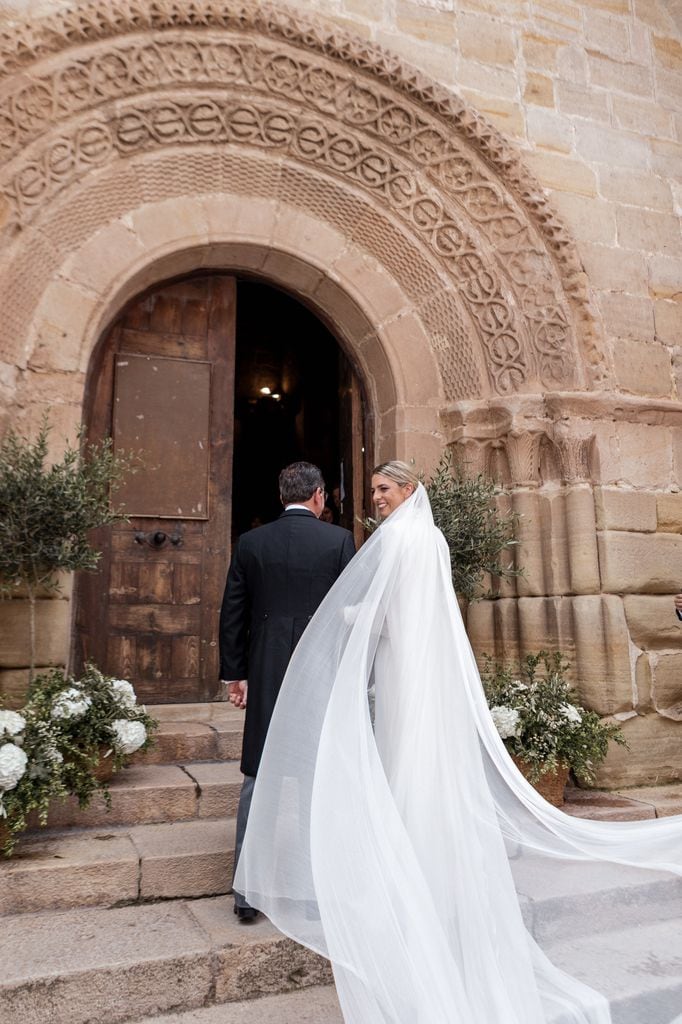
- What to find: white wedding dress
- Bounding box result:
[235,485,682,1023]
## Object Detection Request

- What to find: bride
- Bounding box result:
[235,461,682,1023]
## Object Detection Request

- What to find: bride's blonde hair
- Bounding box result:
[371,460,420,490]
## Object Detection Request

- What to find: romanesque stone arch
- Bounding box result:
[0,0,606,434]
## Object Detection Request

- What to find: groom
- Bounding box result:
[219,461,356,919]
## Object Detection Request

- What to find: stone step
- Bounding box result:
[133,986,342,1024]
[0,896,332,1024]
[548,917,682,1024]
[0,817,236,916]
[515,855,682,944]
[563,782,682,821]
[36,760,242,830]
[131,703,244,766]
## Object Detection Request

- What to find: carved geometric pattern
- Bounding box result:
[2,92,538,394]
[417,290,488,402]
[0,1,602,392]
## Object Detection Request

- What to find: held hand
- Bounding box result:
[225,679,248,709]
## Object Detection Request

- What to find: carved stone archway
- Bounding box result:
[0,0,606,413]
[9,0,669,785]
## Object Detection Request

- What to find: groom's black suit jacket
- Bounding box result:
[219,508,355,776]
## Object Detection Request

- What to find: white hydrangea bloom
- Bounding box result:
[490,706,521,740]
[561,703,582,726]
[111,719,147,755]
[0,710,26,738]
[0,742,28,791]
[111,679,137,708]
[51,687,92,720]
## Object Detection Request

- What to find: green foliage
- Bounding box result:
[364,452,521,600]
[0,711,68,857]
[482,651,627,784]
[1,668,157,856]
[0,416,133,595]
[425,453,521,600]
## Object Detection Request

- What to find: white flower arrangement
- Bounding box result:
[50,687,92,720]
[0,742,28,791]
[110,719,147,755]
[490,705,521,740]
[0,710,26,740]
[560,703,582,726]
[111,679,137,708]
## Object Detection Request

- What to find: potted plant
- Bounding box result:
[0,417,134,685]
[0,668,157,855]
[482,651,627,806]
[364,452,521,601]
[0,705,68,856]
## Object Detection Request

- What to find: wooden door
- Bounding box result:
[339,354,368,550]
[75,276,236,703]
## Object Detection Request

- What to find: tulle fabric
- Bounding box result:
[235,485,682,1023]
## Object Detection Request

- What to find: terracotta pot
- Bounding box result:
[93,747,115,783]
[512,756,570,807]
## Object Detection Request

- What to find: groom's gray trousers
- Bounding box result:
[232,775,255,910]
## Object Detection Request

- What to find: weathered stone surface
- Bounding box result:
[130,721,220,766]
[0,668,30,709]
[563,787,656,821]
[138,986,342,1024]
[184,762,242,820]
[42,765,198,829]
[188,896,333,1002]
[0,599,70,668]
[624,595,682,648]
[598,531,682,593]
[651,652,682,713]
[610,423,673,489]
[563,486,600,595]
[572,595,634,715]
[657,492,682,532]
[0,901,213,1024]
[0,833,138,916]
[594,713,682,787]
[595,488,658,532]
[614,782,682,818]
[132,819,234,901]
[613,338,672,398]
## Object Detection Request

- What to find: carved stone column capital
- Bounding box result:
[552,425,594,484]
[451,438,490,477]
[504,430,545,487]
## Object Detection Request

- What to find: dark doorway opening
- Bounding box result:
[77,271,367,703]
[232,280,356,538]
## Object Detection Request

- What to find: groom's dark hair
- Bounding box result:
[279,462,325,505]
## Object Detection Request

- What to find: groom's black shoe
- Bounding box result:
[234,905,258,922]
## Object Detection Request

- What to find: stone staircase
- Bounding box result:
[2,705,681,1024]
[0,704,333,1024]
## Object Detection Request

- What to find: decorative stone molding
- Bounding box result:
[0,0,606,395]
[551,425,595,485]
[504,431,546,488]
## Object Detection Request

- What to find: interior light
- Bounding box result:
[259,386,272,395]
[272,393,281,401]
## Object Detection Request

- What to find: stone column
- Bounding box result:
[504,431,546,597]
[552,425,600,595]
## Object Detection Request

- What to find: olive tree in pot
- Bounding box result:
[0,417,132,687]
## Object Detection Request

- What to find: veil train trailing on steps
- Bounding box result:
[235,484,682,1023]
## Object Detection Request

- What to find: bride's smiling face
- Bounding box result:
[371,474,415,520]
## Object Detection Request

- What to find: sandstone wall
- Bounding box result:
[0,0,680,786]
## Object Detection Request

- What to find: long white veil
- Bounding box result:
[235,485,682,1023]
